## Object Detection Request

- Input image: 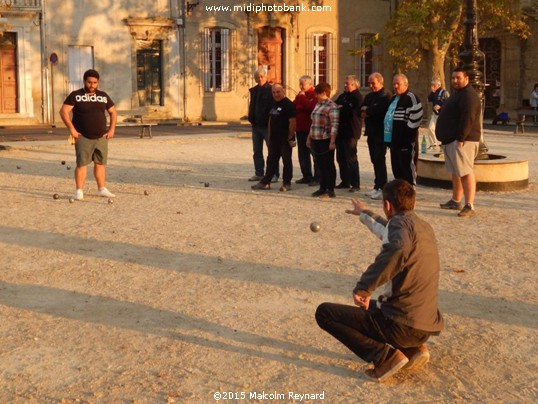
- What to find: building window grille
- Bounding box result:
[355,33,375,88]
[306,33,335,85]
[202,27,231,92]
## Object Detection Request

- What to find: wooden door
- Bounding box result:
[0,33,18,113]
[258,27,283,85]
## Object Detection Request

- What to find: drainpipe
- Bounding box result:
[179,0,187,121]
[170,0,181,119]
[40,0,50,124]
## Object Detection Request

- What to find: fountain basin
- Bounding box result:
[417,153,529,191]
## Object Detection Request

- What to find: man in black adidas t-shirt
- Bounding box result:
[60,69,117,201]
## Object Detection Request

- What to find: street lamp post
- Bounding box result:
[458,0,488,157]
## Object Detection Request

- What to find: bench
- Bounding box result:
[116,108,155,138]
[515,108,538,134]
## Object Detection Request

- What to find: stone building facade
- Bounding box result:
[0,0,536,125]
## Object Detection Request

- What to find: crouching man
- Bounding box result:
[315,179,444,381]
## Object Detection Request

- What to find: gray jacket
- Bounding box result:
[354,210,444,333]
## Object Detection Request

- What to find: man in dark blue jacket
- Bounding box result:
[436,68,481,218]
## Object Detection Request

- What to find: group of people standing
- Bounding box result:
[247,67,481,217]
[247,69,422,201]
[247,70,376,199]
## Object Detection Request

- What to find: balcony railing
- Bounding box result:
[1,0,42,8]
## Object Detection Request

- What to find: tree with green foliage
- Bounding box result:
[383,0,530,85]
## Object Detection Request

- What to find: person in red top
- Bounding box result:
[293,75,319,185]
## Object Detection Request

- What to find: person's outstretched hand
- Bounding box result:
[345,198,368,216]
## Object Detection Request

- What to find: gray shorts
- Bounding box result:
[442,140,479,177]
[75,136,109,167]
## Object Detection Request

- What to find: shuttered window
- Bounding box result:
[202,28,231,92]
[306,33,335,85]
[355,33,375,89]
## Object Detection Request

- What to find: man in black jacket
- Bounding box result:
[248,68,279,182]
[361,73,391,200]
[436,68,481,218]
[334,75,363,192]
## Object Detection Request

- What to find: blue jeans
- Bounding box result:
[252,125,280,177]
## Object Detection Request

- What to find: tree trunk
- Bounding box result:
[430,41,447,88]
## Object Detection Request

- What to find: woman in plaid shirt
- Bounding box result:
[307,83,340,198]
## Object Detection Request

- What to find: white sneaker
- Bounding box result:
[370,189,383,200]
[364,188,377,197]
[97,187,115,198]
[74,189,84,200]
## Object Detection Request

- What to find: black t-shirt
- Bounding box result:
[63,89,115,139]
[269,98,295,142]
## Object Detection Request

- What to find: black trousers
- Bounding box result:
[296,131,318,181]
[315,301,430,364]
[261,138,293,185]
[336,136,360,188]
[389,143,416,186]
[311,138,336,192]
[366,135,388,190]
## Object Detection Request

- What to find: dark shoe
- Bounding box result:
[308,180,320,187]
[349,186,360,193]
[327,190,336,198]
[271,175,279,183]
[248,175,263,182]
[251,182,270,190]
[439,199,462,210]
[365,349,408,382]
[280,183,291,192]
[458,203,475,217]
[335,182,351,189]
[295,177,311,184]
[401,344,430,370]
[311,189,326,197]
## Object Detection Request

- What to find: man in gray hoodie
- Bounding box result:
[315,179,444,382]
